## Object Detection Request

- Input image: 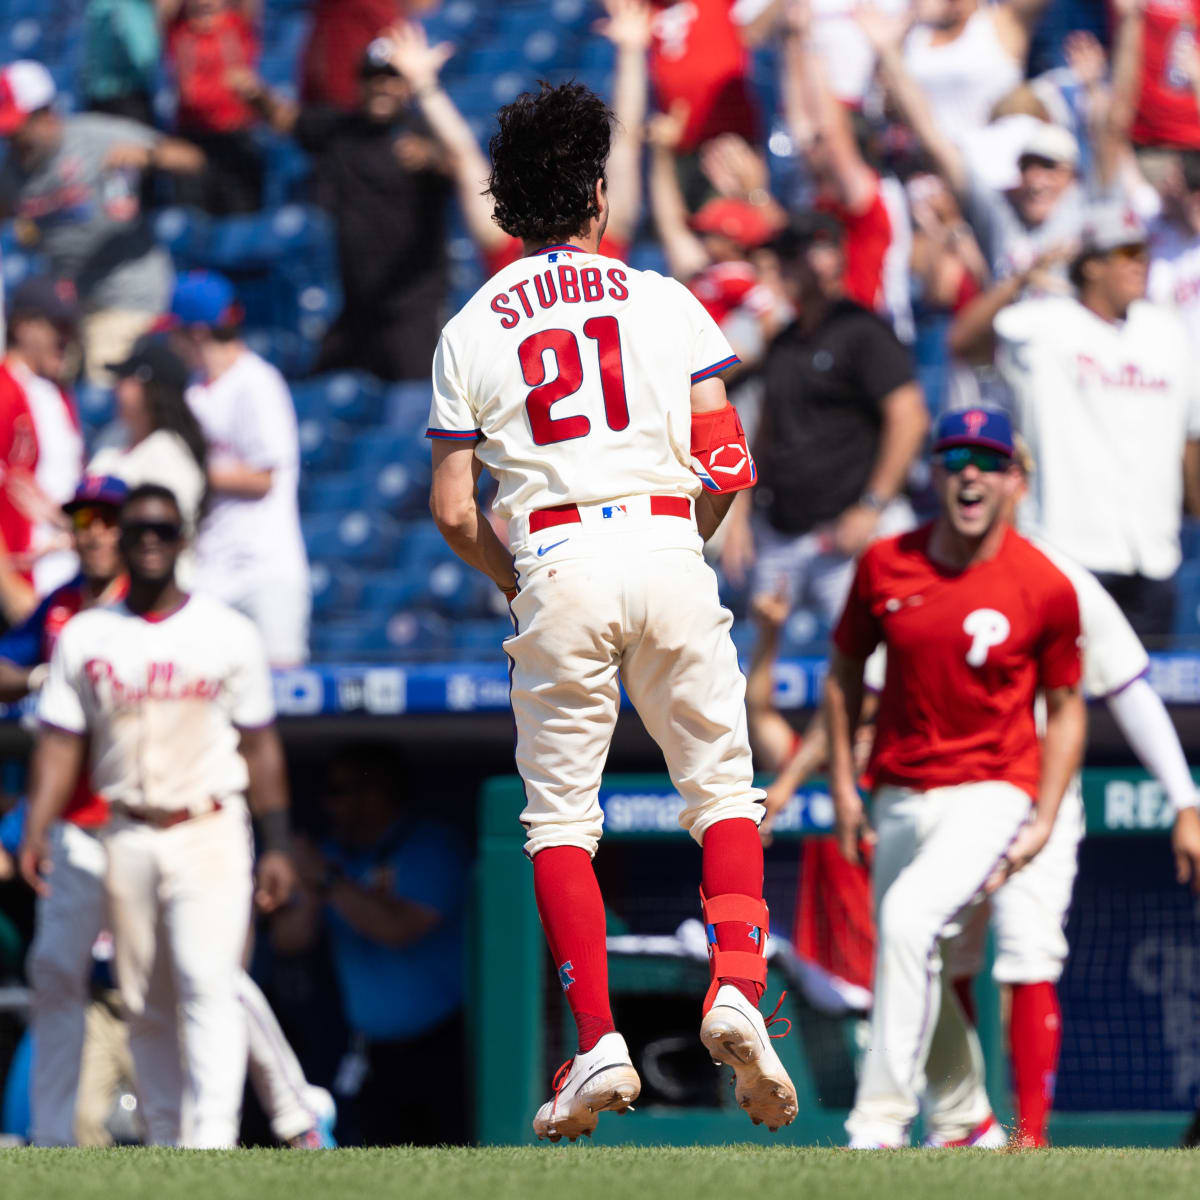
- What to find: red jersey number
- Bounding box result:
[519,319,629,446]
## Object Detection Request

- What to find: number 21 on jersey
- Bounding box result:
[519,317,628,445]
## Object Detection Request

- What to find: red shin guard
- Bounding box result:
[1009,981,1062,1147]
[701,818,768,1009]
[532,846,614,1054]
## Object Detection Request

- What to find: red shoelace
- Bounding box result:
[764,991,792,1039]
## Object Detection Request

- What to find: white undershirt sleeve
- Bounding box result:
[1107,677,1199,812]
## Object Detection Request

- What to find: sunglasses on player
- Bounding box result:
[70,506,119,531]
[934,446,1012,474]
[1109,242,1149,262]
[120,520,183,545]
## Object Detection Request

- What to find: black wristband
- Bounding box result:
[257,808,292,857]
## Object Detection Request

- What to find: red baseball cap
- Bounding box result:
[0,61,56,136]
[690,199,778,250]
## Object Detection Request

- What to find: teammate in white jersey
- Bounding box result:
[428,82,796,1141]
[20,483,298,1149]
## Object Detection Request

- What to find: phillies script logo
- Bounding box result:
[1076,355,1167,391]
[84,659,223,707]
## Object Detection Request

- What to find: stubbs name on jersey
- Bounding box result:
[490,260,630,329]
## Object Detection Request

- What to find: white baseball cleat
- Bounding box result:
[700,984,798,1131]
[924,1114,1008,1148]
[532,1032,641,1143]
[847,1134,904,1150]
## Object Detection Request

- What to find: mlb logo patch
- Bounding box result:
[602,505,627,519]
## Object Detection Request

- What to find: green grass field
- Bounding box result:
[2,1146,1198,1200]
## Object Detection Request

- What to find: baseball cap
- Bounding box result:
[690,199,779,250]
[62,474,129,515]
[105,334,191,394]
[7,275,78,330]
[0,60,55,135]
[1074,204,1148,259]
[360,36,402,78]
[1017,123,1079,169]
[933,408,1014,456]
[162,270,242,329]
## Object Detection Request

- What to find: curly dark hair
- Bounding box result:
[488,82,613,247]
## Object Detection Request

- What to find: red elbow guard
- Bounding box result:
[690,403,757,494]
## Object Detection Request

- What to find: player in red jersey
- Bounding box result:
[826,407,1086,1149]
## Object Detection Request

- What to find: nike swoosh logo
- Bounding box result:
[536,538,568,557]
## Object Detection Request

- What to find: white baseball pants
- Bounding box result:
[105,800,253,1148]
[846,781,1031,1146]
[506,500,764,859]
[27,821,106,1146]
[943,779,1085,986]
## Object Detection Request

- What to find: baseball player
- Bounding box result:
[827,408,1086,1149]
[428,82,796,1141]
[20,483,297,1149]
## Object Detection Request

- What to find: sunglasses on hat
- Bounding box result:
[934,447,1011,474]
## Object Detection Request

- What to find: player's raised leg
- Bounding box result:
[622,546,797,1130]
[237,970,337,1147]
[508,567,640,1142]
[27,822,106,1146]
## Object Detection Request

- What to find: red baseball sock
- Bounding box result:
[1009,981,1062,1147]
[532,846,614,1055]
[953,976,978,1028]
[701,818,766,1007]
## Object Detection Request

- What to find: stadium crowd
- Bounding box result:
[0,0,1194,1148]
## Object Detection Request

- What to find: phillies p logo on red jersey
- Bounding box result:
[963,609,1011,667]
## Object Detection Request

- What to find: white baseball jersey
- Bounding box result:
[427,247,738,520]
[996,295,1200,579]
[38,593,274,812]
[187,349,308,592]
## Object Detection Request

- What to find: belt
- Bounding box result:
[527,495,691,534]
[111,799,223,829]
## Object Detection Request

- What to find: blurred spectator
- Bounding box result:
[648,0,779,157]
[383,5,648,278]
[87,335,207,535]
[0,311,42,627]
[722,213,927,766]
[169,272,310,666]
[783,1,912,338]
[239,36,451,380]
[650,120,787,365]
[863,12,1091,283]
[907,172,989,311]
[811,0,907,104]
[4,279,84,598]
[165,0,265,214]
[271,744,467,1146]
[0,61,204,383]
[300,0,437,111]
[902,0,1051,147]
[950,207,1200,639]
[1147,153,1200,341]
[81,0,161,126]
[1110,0,1200,152]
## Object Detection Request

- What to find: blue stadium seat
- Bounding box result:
[450,618,512,655]
[360,569,422,615]
[382,609,453,658]
[302,510,402,568]
[370,460,430,518]
[205,205,331,271]
[75,384,116,430]
[1181,518,1200,563]
[384,382,434,431]
[420,557,496,618]
[309,560,364,621]
[154,207,212,266]
[300,472,372,516]
[290,373,382,426]
[297,416,354,474]
[351,429,426,472]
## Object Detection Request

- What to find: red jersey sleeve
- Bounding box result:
[833,549,882,659]
[1035,575,1082,691]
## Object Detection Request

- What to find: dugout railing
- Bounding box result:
[473,770,1194,1147]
